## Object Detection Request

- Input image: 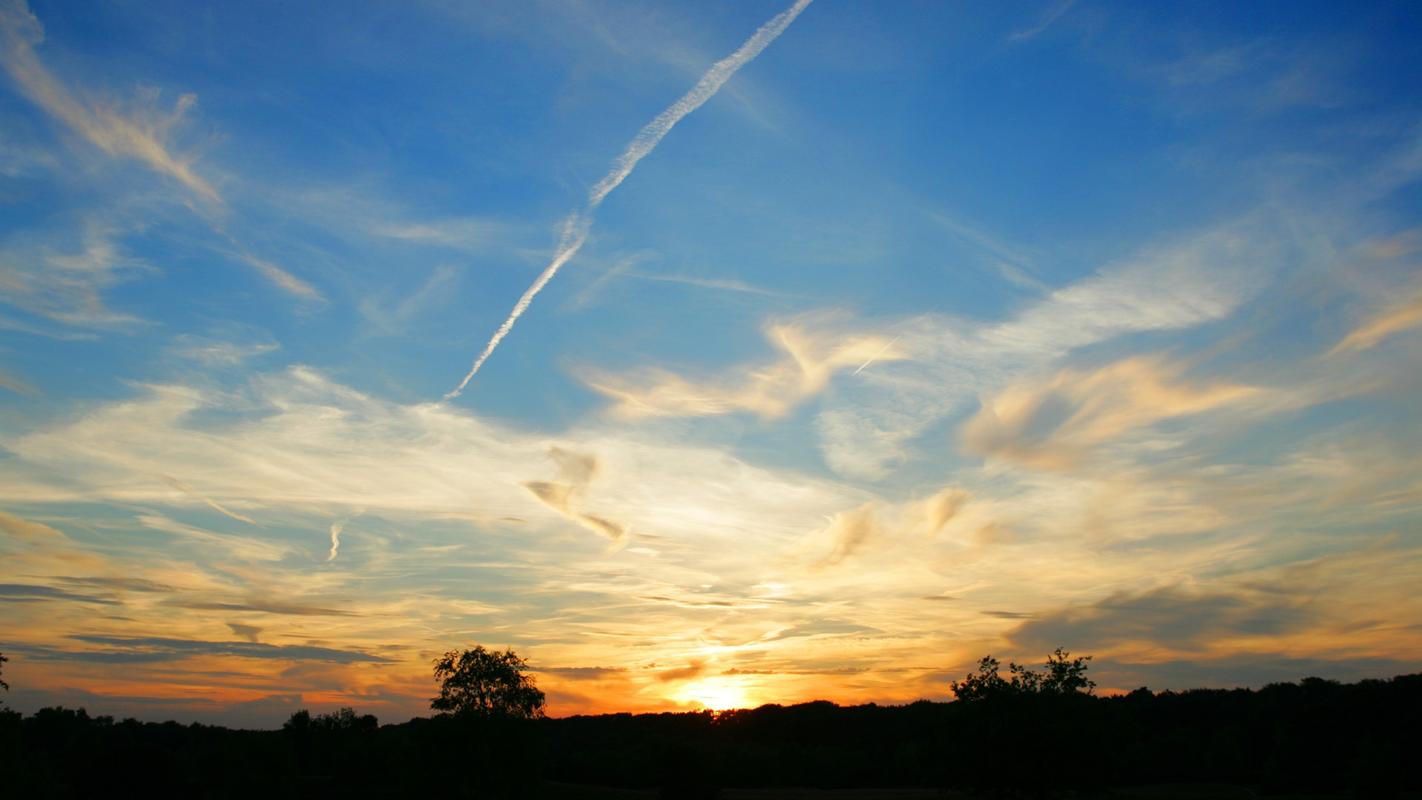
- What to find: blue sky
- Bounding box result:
[2,0,1421,726]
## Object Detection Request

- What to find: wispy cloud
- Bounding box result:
[162,475,259,526]
[444,0,813,398]
[326,519,345,562]
[35,634,390,664]
[961,356,1262,470]
[585,320,905,419]
[0,0,219,204]
[524,447,629,546]
[1328,288,1422,355]
[622,270,789,297]
[0,0,323,303]
[169,334,280,367]
[326,509,363,562]
[1008,0,1076,43]
[0,221,150,328]
[232,250,323,303]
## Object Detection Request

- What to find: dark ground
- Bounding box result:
[3,672,1419,798]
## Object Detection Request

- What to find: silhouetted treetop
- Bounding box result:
[431,645,545,719]
[951,647,1094,701]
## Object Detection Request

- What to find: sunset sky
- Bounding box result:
[2,0,1421,728]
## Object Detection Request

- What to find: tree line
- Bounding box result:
[1,646,1417,797]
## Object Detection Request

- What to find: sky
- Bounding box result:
[1,0,1420,728]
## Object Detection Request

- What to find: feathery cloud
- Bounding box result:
[0,0,219,204]
[585,321,906,419]
[961,356,1261,470]
[1008,0,1076,43]
[0,1,323,302]
[1328,289,1422,355]
[524,447,629,546]
[162,475,258,526]
[444,0,812,398]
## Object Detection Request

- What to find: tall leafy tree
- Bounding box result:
[431,645,546,719]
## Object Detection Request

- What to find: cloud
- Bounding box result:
[0,1,323,303]
[327,519,345,562]
[233,251,323,303]
[174,600,357,617]
[961,356,1261,469]
[0,366,860,555]
[1328,289,1422,355]
[585,321,906,419]
[0,583,119,605]
[29,635,390,664]
[921,489,970,535]
[162,475,259,526]
[533,666,627,680]
[811,503,879,567]
[591,217,1277,480]
[226,623,262,643]
[374,217,510,250]
[620,270,788,298]
[1095,654,1422,692]
[0,509,67,540]
[444,0,813,398]
[1008,0,1076,43]
[169,335,280,367]
[655,661,707,682]
[325,509,362,562]
[137,512,286,563]
[56,576,174,593]
[0,0,219,204]
[0,221,150,328]
[524,447,629,545]
[1008,586,1310,653]
[0,368,36,395]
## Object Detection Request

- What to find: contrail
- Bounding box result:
[852,336,901,376]
[444,0,813,400]
[162,475,257,525]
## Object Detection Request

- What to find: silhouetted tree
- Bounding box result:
[1039,647,1094,695]
[949,656,1011,701]
[0,651,8,692]
[431,645,545,719]
[950,647,1094,700]
[313,706,379,731]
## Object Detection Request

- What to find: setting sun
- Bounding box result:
[676,677,755,712]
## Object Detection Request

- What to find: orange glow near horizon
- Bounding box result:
[671,676,757,712]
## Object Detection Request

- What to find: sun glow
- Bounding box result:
[676,677,754,711]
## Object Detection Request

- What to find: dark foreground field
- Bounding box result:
[3,673,1419,798]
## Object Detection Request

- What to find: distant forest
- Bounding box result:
[2,672,1418,798]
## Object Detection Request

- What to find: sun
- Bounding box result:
[676,677,753,712]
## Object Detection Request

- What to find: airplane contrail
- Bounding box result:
[852,336,901,376]
[444,0,813,400]
[162,474,257,525]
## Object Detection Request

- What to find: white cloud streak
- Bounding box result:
[327,521,344,562]
[0,0,323,303]
[162,475,258,526]
[326,509,364,562]
[0,0,219,204]
[1008,0,1076,43]
[444,0,812,399]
